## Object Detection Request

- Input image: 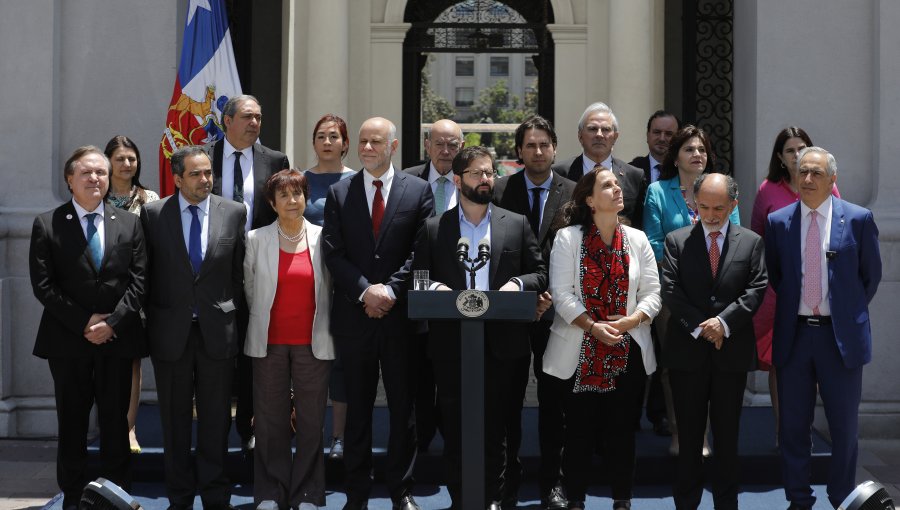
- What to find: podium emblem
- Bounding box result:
[456,289,489,317]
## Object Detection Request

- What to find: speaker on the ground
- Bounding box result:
[839,480,895,510]
[79,478,141,510]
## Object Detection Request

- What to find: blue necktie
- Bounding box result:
[85,213,102,269]
[188,205,202,275]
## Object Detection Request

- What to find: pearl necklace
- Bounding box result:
[277,222,306,243]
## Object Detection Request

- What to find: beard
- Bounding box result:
[460,180,493,204]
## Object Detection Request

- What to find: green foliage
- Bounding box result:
[472,80,536,159]
[464,132,482,147]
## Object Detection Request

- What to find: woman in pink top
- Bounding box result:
[750,126,840,447]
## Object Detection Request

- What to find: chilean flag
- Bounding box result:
[159,0,242,197]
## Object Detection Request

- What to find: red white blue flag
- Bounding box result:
[159,0,242,196]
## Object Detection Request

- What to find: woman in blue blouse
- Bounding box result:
[643,125,738,457]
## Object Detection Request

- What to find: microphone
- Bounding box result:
[456,237,471,262]
[476,237,491,264]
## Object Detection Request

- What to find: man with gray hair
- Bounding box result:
[552,102,647,227]
[660,172,767,510]
[765,147,881,510]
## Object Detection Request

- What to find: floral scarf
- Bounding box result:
[573,223,631,393]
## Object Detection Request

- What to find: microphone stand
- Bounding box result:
[459,254,489,290]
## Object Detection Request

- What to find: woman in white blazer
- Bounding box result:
[244,169,334,510]
[542,166,661,510]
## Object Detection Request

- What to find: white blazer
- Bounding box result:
[243,221,335,360]
[542,224,661,379]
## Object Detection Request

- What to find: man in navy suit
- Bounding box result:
[30,146,147,510]
[322,117,434,510]
[765,147,881,510]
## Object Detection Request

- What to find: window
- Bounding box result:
[490,56,509,76]
[455,57,474,77]
[455,87,474,107]
[525,59,538,77]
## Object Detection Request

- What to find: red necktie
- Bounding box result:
[709,231,721,278]
[803,210,822,314]
[372,179,385,239]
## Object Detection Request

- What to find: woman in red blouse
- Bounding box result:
[244,169,335,510]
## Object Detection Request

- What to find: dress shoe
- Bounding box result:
[392,494,420,510]
[566,501,585,510]
[786,504,812,510]
[487,502,502,510]
[652,418,672,437]
[328,437,344,460]
[542,486,568,509]
[613,500,631,510]
[342,502,368,510]
[242,435,256,453]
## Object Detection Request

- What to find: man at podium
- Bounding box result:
[412,145,547,510]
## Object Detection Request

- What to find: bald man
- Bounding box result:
[322,117,434,510]
[404,119,465,214]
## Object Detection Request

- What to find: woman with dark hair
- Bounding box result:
[749,127,840,447]
[302,114,355,460]
[244,169,334,510]
[643,125,738,456]
[103,135,159,454]
[543,166,661,510]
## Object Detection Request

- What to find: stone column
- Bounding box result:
[369,23,411,168]
[547,24,588,158]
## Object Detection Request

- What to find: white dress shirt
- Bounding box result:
[427,162,458,212]
[72,199,105,256]
[798,196,832,316]
[221,138,255,231]
[582,153,614,175]
[648,154,662,183]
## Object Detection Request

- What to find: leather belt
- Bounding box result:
[798,315,831,326]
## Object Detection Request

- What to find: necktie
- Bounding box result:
[233,152,244,203]
[803,211,822,314]
[528,187,543,237]
[434,175,448,214]
[708,231,721,278]
[652,163,659,183]
[372,180,385,239]
[85,213,102,270]
[188,205,202,275]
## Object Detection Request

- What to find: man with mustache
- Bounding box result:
[630,110,681,186]
[140,146,247,509]
[412,146,547,510]
[552,102,647,227]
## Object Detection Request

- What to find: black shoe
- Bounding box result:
[328,437,344,460]
[392,494,420,510]
[787,505,812,510]
[567,501,584,510]
[242,435,256,453]
[652,418,672,437]
[542,486,567,510]
[342,501,368,510]
[613,500,631,510]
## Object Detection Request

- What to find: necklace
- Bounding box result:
[277,222,306,243]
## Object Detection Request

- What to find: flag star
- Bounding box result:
[187,0,212,24]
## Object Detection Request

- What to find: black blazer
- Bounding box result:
[30,201,147,359]
[402,160,430,180]
[660,222,767,372]
[492,170,575,256]
[140,194,247,361]
[205,140,290,230]
[322,169,434,337]
[629,154,653,184]
[412,205,547,361]
[551,154,647,228]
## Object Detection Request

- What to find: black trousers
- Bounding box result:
[48,355,132,509]
[669,366,748,510]
[562,340,647,503]
[152,324,235,509]
[336,328,417,504]
[412,331,441,451]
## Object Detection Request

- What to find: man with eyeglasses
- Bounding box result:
[552,102,647,227]
[403,118,465,454]
[492,116,574,510]
[412,145,547,510]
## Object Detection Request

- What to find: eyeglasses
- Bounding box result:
[464,169,496,179]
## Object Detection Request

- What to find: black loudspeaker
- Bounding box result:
[839,481,895,510]
[79,478,141,510]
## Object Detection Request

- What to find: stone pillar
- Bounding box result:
[369,23,411,168]
[546,24,588,158]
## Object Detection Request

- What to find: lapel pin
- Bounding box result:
[66,214,73,220]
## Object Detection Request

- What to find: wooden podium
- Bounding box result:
[408,289,536,509]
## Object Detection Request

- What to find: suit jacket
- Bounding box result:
[492,169,576,257]
[402,160,430,180]
[660,222,767,372]
[644,176,742,261]
[205,140,290,230]
[542,225,661,379]
[765,198,881,369]
[140,194,247,361]
[30,201,147,359]
[322,169,434,337]
[243,221,335,360]
[551,154,647,227]
[411,205,547,360]
[629,155,653,184]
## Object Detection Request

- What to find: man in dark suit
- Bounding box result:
[628,110,680,437]
[403,118,464,453]
[492,116,574,509]
[629,110,680,186]
[140,146,247,509]
[660,173,767,510]
[551,102,646,227]
[412,145,547,510]
[205,94,290,451]
[322,117,434,510]
[30,146,147,510]
[765,147,881,510]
